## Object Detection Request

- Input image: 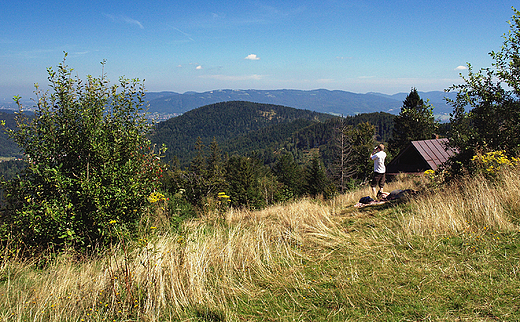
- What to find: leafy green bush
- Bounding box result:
[0,55,163,253]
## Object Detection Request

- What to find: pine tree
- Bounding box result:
[224,156,265,209]
[190,137,206,177]
[345,122,377,182]
[331,117,357,193]
[206,138,226,195]
[273,153,304,198]
[304,154,330,198]
[390,88,438,155]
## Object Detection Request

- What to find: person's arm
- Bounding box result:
[370,147,379,160]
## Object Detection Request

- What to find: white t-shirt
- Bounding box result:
[371,151,386,173]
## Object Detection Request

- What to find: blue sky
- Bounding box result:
[0,0,517,101]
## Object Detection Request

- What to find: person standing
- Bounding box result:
[370,143,386,199]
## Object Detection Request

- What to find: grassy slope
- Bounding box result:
[0,170,519,321]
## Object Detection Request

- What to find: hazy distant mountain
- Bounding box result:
[0,88,457,117]
[145,89,457,117]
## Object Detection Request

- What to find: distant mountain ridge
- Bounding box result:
[0,89,456,118]
[145,89,456,117]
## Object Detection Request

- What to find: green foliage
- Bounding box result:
[343,122,377,181]
[447,7,520,171]
[165,192,197,231]
[390,88,438,155]
[224,156,267,209]
[0,56,163,252]
[304,153,334,198]
[0,110,29,158]
[333,120,378,188]
[272,153,305,198]
[151,101,333,167]
[0,160,26,181]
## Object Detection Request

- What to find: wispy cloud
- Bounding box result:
[455,65,468,70]
[165,24,194,42]
[200,74,263,81]
[104,14,144,29]
[71,51,91,56]
[244,54,260,60]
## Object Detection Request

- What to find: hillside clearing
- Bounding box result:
[1,171,519,321]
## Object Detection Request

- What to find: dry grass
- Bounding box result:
[0,195,353,321]
[0,170,519,321]
[401,167,520,237]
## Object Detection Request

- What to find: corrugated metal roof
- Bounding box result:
[411,138,456,170]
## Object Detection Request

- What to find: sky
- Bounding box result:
[0,0,517,101]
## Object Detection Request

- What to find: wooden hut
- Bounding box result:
[386,138,457,175]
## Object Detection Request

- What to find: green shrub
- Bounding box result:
[0,55,163,253]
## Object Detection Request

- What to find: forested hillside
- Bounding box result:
[150,101,335,165]
[150,101,395,169]
[217,111,395,169]
[0,110,24,158]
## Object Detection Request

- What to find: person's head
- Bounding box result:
[377,143,385,151]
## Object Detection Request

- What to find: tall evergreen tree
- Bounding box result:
[190,137,206,176]
[206,138,226,195]
[390,88,438,155]
[273,153,304,198]
[304,154,331,198]
[345,122,377,182]
[224,156,265,209]
[184,137,209,207]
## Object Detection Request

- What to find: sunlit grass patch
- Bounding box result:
[1,167,519,321]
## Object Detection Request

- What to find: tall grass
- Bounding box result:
[401,166,520,236]
[0,196,353,321]
[0,168,518,321]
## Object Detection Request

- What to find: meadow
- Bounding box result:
[0,166,519,321]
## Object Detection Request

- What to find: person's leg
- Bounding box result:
[370,172,378,199]
[378,173,386,196]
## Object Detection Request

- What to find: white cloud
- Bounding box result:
[455,65,468,70]
[196,65,203,70]
[244,54,260,60]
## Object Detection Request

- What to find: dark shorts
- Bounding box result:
[370,172,386,188]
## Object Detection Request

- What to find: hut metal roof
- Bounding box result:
[410,138,456,170]
[386,138,457,174]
